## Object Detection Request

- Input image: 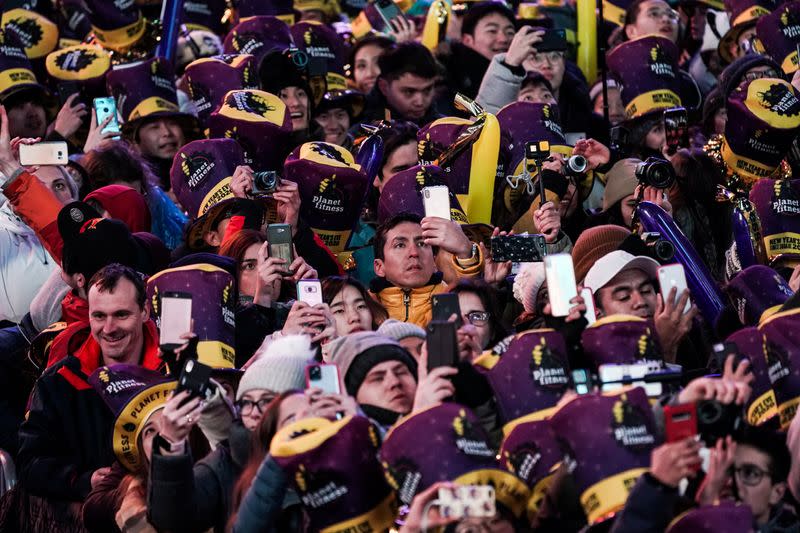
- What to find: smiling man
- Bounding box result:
[17,264,162,510]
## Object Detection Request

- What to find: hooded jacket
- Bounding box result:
[16,321,163,501]
[368,250,484,327]
[84,185,152,233]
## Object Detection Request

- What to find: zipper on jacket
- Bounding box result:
[402,290,411,322]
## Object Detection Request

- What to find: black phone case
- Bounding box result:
[177,359,213,400]
[536,29,567,52]
[426,320,458,372]
[491,235,547,263]
[432,293,462,326]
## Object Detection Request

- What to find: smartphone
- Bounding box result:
[421,185,451,220]
[57,81,81,109]
[535,29,567,52]
[663,403,698,442]
[297,279,323,306]
[437,485,496,519]
[599,362,664,397]
[657,263,691,314]
[491,234,547,263]
[159,292,193,350]
[426,320,459,373]
[267,223,293,275]
[710,341,747,375]
[571,369,594,395]
[663,107,688,155]
[564,132,586,146]
[432,292,462,327]
[580,287,597,325]
[93,97,121,136]
[18,141,69,166]
[176,358,213,401]
[374,0,406,32]
[544,254,577,317]
[305,363,341,394]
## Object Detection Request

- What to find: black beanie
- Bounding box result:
[719,54,784,98]
[343,345,418,396]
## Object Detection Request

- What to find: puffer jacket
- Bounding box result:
[368,249,484,327]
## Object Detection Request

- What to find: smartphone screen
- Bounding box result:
[267,223,293,274]
[657,263,691,313]
[306,363,341,394]
[297,279,323,306]
[18,142,69,166]
[544,254,577,317]
[93,97,121,136]
[663,107,688,154]
[160,292,192,348]
[572,369,592,395]
[422,185,451,220]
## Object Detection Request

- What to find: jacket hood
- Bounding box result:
[84,185,152,233]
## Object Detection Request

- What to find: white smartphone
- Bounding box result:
[297,279,323,306]
[160,292,193,349]
[437,485,496,519]
[564,132,587,145]
[581,287,597,325]
[19,141,69,166]
[305,363,341,394]
[421,185,451,220]
[657,263,691,313]
[544,254,578,317]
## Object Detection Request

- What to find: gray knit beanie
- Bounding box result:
[236,335,314,400]
[376,319,426,342]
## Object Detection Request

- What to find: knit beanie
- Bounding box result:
[571,224,632,283]
[327,331,417,396]
[376,319,426,342]
[601,158,641,212]
[701,87,725,135]
[719,54,783,98]
[512,262,546,313]
[236,334,314,400]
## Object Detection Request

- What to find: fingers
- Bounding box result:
[0,106,9,146]
[427,365,458,379]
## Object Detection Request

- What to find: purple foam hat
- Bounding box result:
[723,78,800,185]
[377,164,468,224]
[758,307,800,429]
[756,2,800,74]
[417,117,477,198]
[727,327,776,427]
[666,501,754,532]
[89,364,175,472]
[283,141,369,253]
[380,402,531,517]
[182,0,229,34]
[185,54,258,124]
[206,89,293,171]
[146,262,237,369]
[726,264,794,325]
[750,178,800,263]
[0,26,45,100]
[581,315,664,368]
[222,16,293,66]
[719,0,772,63]
[169,138,246,249]
[270,415,397,532]
[473,329,571,427]
[84,0,146,52]
[606,35,682,121]
[499,419,563,520]
[496,101,570,177]
[549,387,656,525]
[290,21,347,97]
[2,8,59,59]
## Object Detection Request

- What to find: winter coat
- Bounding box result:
[609,473,680,533]
[0,169,64,261]
[476,53,525,115]
[16,322,163,501]
[0,198,57,323]
[147,420,251,533]
[232,455,304,533]
[369,251,484,327]
[436,42,492,115]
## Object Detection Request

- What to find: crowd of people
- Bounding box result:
[0,0,800,530]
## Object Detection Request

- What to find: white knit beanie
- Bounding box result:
[513,262,547,313]
[376,319,426,341]
[236,335,314,400]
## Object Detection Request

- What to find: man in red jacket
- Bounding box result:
[15,264,163,523]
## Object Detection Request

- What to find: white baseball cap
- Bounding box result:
[584,250,660,294]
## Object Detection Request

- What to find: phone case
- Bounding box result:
[305,363,341,394]
[580,288,597,325]
[663,403,699,443]
[93,97,121,135]
[657,264,691,313]
[437,485,496,519]
[544,254,577,317]
[267,224,293,272]
[177,358,213,400]
[426,320,458,372]
[490,234,547,263]
[431,293,461,325]
[421,186,451,220]
[18,142,69,166]
[297,279,323,306]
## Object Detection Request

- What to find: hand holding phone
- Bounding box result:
[426,320,459,372]
[267,223,294,276]
[432,292,461,327]
[490,234,546,263]
[657,263,691,314]
[297,279,323,306]
[159,292,193,351]
[422,185,451,220]
[176,358,213,402]
[93,97,121,136]
[18,141,69,166]
[663,107,688,155]
[305,363,341,394]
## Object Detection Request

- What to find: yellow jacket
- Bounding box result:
[369,247,484,327]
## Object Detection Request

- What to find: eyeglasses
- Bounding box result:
[645,7,679,21]
[742,68,780,82]
[236,397,274,416]
[466,311,490,326]
[529,51,565,66]
[731,464,771,487]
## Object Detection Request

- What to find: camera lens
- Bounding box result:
[566,155,588,176]
[635,157,675,189]
[652,240,675,262]
[696,400,722,425]
[309,366,321,379]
